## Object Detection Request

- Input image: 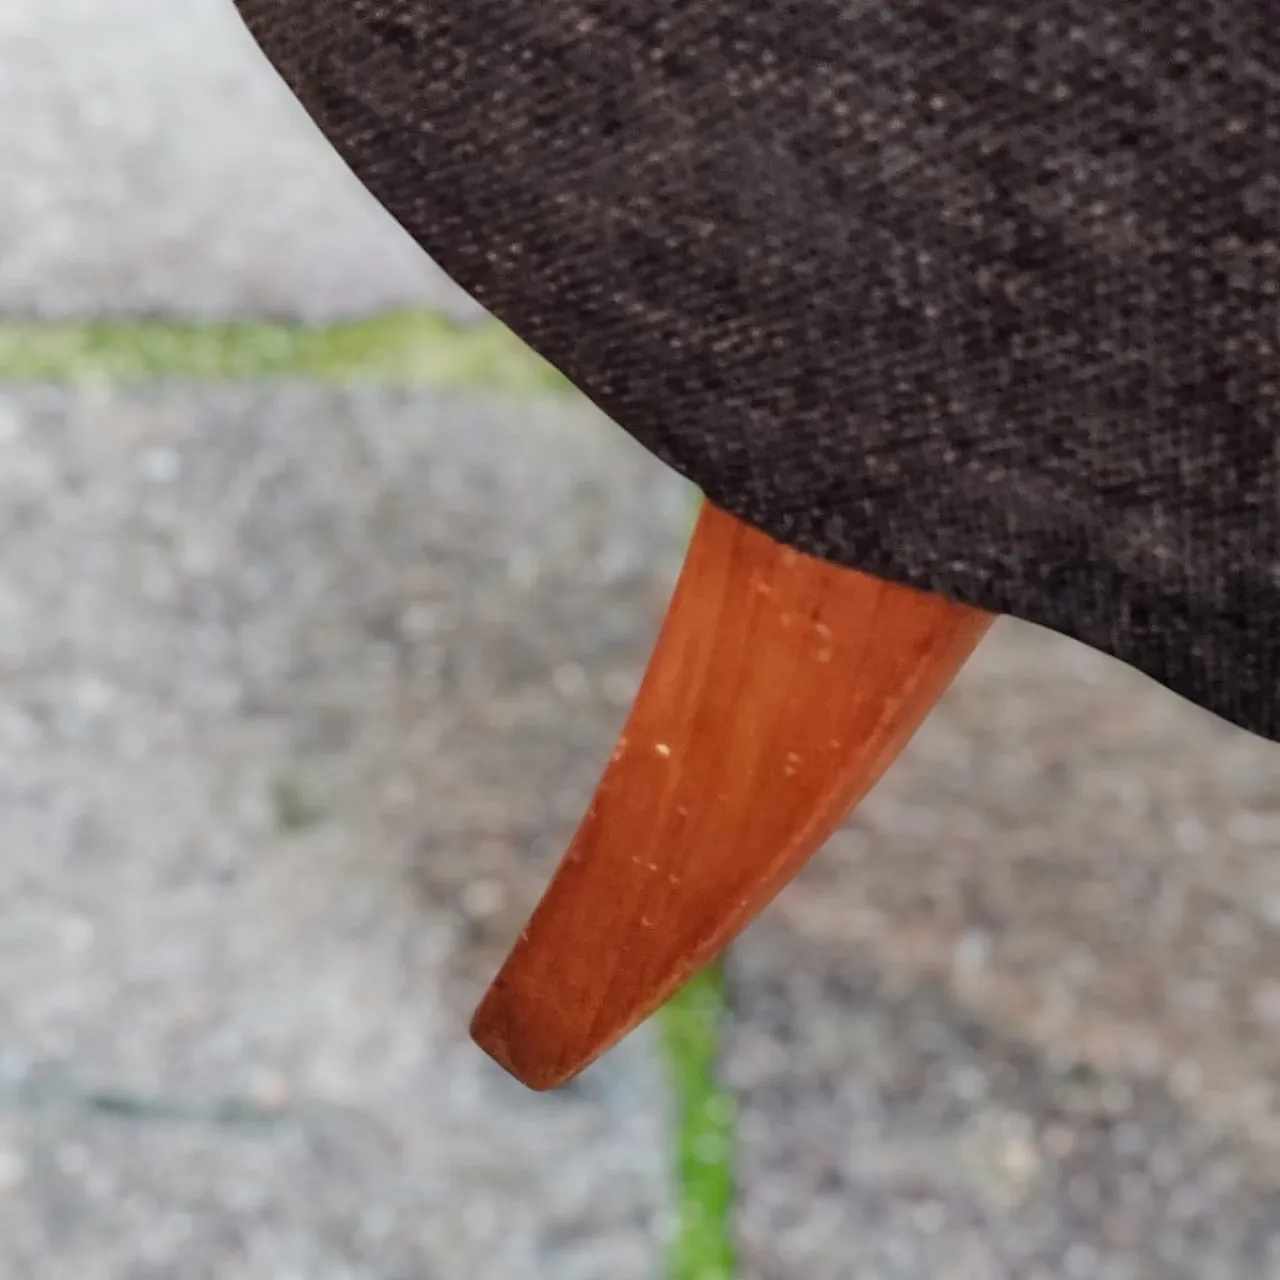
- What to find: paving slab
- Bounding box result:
[0,0,480,320]
[0,383,692,1277]
[730,622,1280,1279]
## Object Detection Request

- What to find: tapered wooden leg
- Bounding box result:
[471,502,994,1090]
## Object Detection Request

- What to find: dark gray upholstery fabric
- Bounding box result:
[232,0,1280,741]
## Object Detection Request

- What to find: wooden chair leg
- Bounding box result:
[471,501,994,1090]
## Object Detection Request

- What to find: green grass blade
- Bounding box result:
[659,963,738,1280]
[0,313,570,391]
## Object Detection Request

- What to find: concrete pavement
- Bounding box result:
[0,0,479,320]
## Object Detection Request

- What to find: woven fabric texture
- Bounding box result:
[233,0,1280,741]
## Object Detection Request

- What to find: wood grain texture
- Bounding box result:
[471,503,994,1089]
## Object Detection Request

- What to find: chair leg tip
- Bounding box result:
[470,988,584,1092]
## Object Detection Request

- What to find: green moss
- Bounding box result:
[659,963,738,1280]
[0,313,571,391]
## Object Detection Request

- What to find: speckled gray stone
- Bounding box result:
[0,0,480,320]
[7,379,1279,1279]
[0,384,690,1277]
[730,622,1280,1279]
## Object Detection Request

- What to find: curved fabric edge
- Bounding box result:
[229,0,1280,745]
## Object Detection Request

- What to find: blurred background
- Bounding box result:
[0,2,1278,1277]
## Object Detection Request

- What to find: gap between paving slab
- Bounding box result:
[0,316,566,390]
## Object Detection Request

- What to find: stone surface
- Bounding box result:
[0,384,691,1277]
[0,0,481,320]
[3,374,1280,1278]
[731,623,1280,1279]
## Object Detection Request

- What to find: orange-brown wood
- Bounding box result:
[471,502,994,1090]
